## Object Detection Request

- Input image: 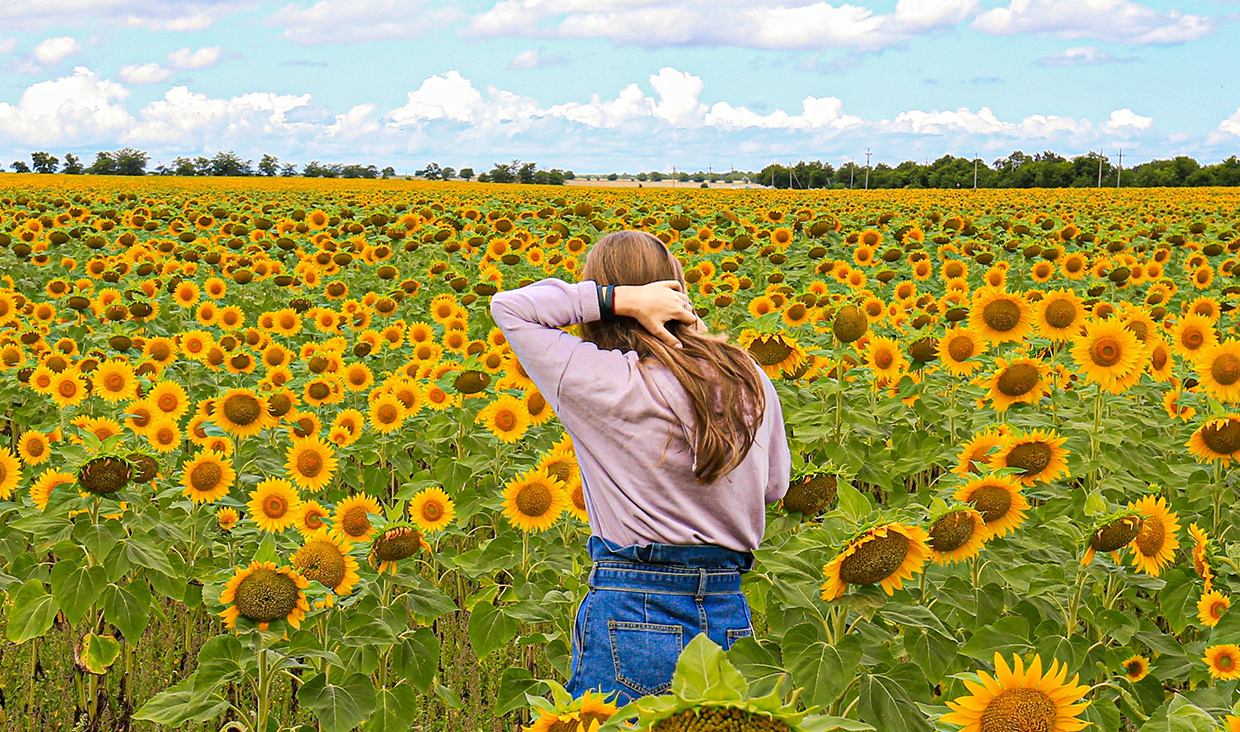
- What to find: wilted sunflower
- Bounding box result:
[1187,415,1240,465]
[214,388,273,438]
[218,560,310,632]
[1034,289,1084,341]
[1070,319,1146,394]
[968,288,1033,344]
[942,652,1091,732]
[988,429,1070,486]
[502,466,567,533]
[331,493,382,543]
[1127,495,1180,577]
[369,525,432,575]
[1198,590,1230,628]
[1204,645,1240,681]
[292,528,359,596]
[475,394,532,443]
[938,326,988,377]
[285,434,338,492]
[820,523,931,600]
[1121,655,1150,683]
[1080,512,1143,566]
[180,450,236,504]
[409,486,455,533]
[1147,339,1174,382]
[927,507,988,565]
[246,478,302,533]
[954,474,1028,539]
[1195,339,1240,403]
[979,357,1051,412]
[17,429,51,465]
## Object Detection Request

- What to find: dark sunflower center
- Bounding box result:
[1126,321,1148,342]
[929,511,977,553]
[308,383,330,400]
[527,393,547,417]
[454,371,490,394]
[979,688,1057,732]
[1090,337,1123,367]
[297,451,323,478]
[377,404,399,423]
[1091,516,1142,552]
[948,335,975,362]
[996,363,1039,397]
[1125,660,1143,676]
[104,373,125,391]
[494,409,517,432]
[26,438,44,457]
[223,394,261,426]
[748,336,794,366]
[1151,347,1168,370]
[787,304,806,321]
[1044,300,1076,328]
[1183,328,1204,349]
[59,380,78,397]
[263,494,289,518]
[832,308,867,343]
[571,484,586,511]
[341,506,372,537]
[1135,516,1166,557]
[874,349,894,370]
[969,484,1013,524]
[234,569,299,623]
[1004,443,1052,478]
[1211,354,1240,386]
[295,542,346,589]
[650,709,790,732]
[516,484,553,517]
[373,528,421,561]
[982,299,1021,332]
[305,511,324,529]
[1202,419,1240,455]
[191,462,223,491]
[158,394,178,412]
[421,501,443,521]
[784,474,837,516]
[838,532,910,586]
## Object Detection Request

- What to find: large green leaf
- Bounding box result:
[905,626,957,684]
[726,636,786,697]
[123,536,175,578]
[495,668,547,716]
[134,678,229,725]
[405,581,458,620]
[1138,696,1215,732]
[856,673,933,732]
[394,628,440,693]
[299,672,378,732]
[81,632,121,675]
[671,634,747,703]
[783,622,862,710]
[102,580,152,641]
[49,561,106,626]
[6,579,58,644]
[468,601,519,659]
[364,685,418,732]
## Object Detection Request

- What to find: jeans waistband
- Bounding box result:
[587,563,743,597]
[586,535,754,572]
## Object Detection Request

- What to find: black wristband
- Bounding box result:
[597,284,616,321]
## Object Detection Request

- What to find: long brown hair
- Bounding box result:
[580,231,766,484]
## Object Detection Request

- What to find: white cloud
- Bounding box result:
[167,46,222,70]
[0,38,15,54]
[508,48,566,70]
[267,0,461,45]
[388,71,485,124]
[1105,108,1152,130]
[0,66,131,145]
[0,2,248,32]
[118,63,173,84]
[707,96,862,130]
[32,36,80,65]
[127,86,314,145]
[1218,108,1240,136]
[882,106,1088,137]
[649,68,707,126]
[1035,46,1130,65]
[974,0,1215,44]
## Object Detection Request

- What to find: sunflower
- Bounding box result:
[285,434,338,492]
[1195,339,1240,403]
[1034,289,1084,341]
[1198,590,1230,628]
[218,560,310,632]
[738,329,808,377]
[148,380,190,419]
[331,493,382,543]
[955,474,1028,539]
[409,486,455,533]
[1227,716,1240,732]
[1080,513,1143,566]
[979,357,1051,412]
[29,468,74,510]
[1205,645,1240,681]
[1147,338,1174,381]
[216,507,240,531]
[524,691,618,732]
[214,388,273,438]
[295,500,331,538]
[863,336,907,384]
[292,528,360,596]
[988,430,1070,486]
[180,450,236,504]
[1121,655,1149,683]
[820,523,931,600]
[502,467,567,533]
[969,288,1033,344]
[49,371,87,408]
[146,416,183,453]
[1127,495,1180,577]
[1170,313,1218,361]
[927,507,988,565]
[368,392,405,434]
[246,478,302,533]
[1187,415,1240,465]
[1188,523,1215,589]
[1070,319,1146,394]
[938,326,988,377]
[367,525,431,575]
[942,652,1091,732]
[952,428,1010,476]
[93,359,138,402]
[475,394,532,443]
[17,429,51,465]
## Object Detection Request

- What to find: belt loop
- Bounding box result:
[587,565,597,590]
[695,568,707,599]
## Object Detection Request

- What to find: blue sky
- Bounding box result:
[0,0,1237,174]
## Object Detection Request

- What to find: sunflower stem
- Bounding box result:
[256,647,273,732]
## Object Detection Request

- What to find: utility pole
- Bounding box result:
[864,148,871,190]
[848,159,854,189]
[672,165,677,188]
[973,153,978,189]
[1097,149,1103,188]
[1115,149,1123,188]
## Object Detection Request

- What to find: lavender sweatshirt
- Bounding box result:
[490,278,790,553]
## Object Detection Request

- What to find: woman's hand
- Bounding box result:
[613,280,698,348]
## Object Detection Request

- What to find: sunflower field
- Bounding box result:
[0,176,1239,732]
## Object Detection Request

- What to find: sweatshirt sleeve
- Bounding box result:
[489,278,635,414]
[763,376,791,504]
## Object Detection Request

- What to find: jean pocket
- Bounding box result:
[725,627,754,650]
[608,621,683,696]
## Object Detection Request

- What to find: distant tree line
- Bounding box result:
[2,149,398,179]
[474,160,574,185]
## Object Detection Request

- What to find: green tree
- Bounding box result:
[30,151,59,174]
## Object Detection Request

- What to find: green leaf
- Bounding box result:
[123,536,175,578]
[364,685,418,732]
[405,581,458,620]
[1138,695,1215,732]
[49,561,106,626]
[468,602,519,659]
[495,668,547,716]
[102,581,152,641]
[393,628,440,693]
[134,678,229,725]
[671,634,747,703]
[726,636,786,697]
[905,627,957,684]
[856,674,933,732]
[299,672,378,732]
[6,579,58,644]
[81,632,121,674]
[783,622,862,710]
[880,603,951,637]
[959,616,1030,661]
[836,481,872,524]
[1157,569,1197,635]
[73,521,124,559]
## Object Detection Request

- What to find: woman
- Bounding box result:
[490,230,790,705]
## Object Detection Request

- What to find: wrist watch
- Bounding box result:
[596,284,617,321]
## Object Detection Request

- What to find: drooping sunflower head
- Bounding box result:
[369,524,431,575]
[783,471,838,518]
[1080,511,1143,566]
[739,330,807,379]
[831,306,868,344]
[942,652,1091,732]
[820,523,931,601]
[1187,415,1240,465]
[988,429,1070,486]
[927,507,988,565]
[292,528,359,595]
[218,560,311,632]
[1127,494,1180,577]
[1188,523,1214,587]
[77,455,130,496]
[954,474,1028,540]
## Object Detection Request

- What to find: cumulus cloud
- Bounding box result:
[883,106,1087,137]
[126,86,314,145]
[0,66,131,145]
[0,38,15,54]
[0,1,248,32]
[267,0,461,45]
[388,71,485,124]
[167,46,222,70]
[32,36,80,65]
[508,48,566,70]
[707,96,862,130]
[1218,108,1240,136]
[1035,46,1133,65]
[974,0,1215,44]
[118,63,173,84]
[1105,108,1152,130]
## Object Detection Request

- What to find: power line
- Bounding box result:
[864,148,871,190]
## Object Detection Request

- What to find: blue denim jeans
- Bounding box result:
[565,536,756,706]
